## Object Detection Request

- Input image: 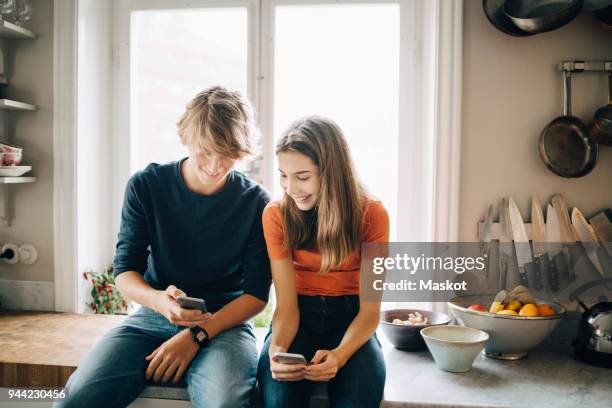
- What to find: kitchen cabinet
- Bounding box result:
[0,20,37,227]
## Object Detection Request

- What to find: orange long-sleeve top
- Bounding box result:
[262,199,389,296]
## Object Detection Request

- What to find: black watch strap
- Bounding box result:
[190,326,210,347]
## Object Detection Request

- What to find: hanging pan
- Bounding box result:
[482,0,533,37]
[589,71,612,146]
[595,2,612,31]
[504,0,584,34]
[539,71,598,178]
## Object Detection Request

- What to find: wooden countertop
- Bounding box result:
[0,311,126,387]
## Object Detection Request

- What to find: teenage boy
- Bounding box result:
[59,86,271,408]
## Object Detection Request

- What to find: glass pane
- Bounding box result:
[130,8,248,173]
[273,4,399,238]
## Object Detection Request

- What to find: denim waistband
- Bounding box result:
[297,294,360,314]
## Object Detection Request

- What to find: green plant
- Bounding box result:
[83,266,128,314]
[253,300,274,328]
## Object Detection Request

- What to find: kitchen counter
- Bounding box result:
[380,326,612,408]
[1,311,610,408]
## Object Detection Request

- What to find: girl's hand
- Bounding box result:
[304,349,341,382]
[269,345,306,382]
[145,329,199,383]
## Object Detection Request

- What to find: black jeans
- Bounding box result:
[257,295,386,408]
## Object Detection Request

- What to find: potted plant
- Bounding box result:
[82,266,128,314]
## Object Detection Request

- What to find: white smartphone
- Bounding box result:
[274,352,307,365]
[177,295,208,312]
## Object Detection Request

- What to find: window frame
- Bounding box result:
[55,0,463,312]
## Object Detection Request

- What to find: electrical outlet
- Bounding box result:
[1,243,19,264]
[18,244,38,265]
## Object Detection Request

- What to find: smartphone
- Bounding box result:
[177,295,208,312]
[274,352,307,365]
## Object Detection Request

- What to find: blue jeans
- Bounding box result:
[257,295,386,408]
[56,307,257,408]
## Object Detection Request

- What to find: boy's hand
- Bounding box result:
[155,285,213,327]
[269,345,306,382]
[145,329,199,383]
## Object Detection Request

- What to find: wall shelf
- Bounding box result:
[0,176,36,184]
[0,20,36,40]
[0,99,37,111]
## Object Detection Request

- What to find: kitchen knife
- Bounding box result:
[546,204,561,292]
[480,204,494,277]
[590,209,612,259]
[572,207,608,288]
[499,198,513,290]
[508,197,532,287]
[551,194,578,281]
[530,196,546,291]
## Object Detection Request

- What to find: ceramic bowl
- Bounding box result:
[448,294,565,360]
[379,309,451,351]
[0,143,22,153]
[0,151,22,166]
[420,325,489,372]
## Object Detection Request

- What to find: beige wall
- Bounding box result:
[460,0,612,241]
[0,0,54,282]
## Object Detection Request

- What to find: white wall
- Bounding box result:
[460,0,612,241]
[0,0,54,292]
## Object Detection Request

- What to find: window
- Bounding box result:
[74,0,455,312]
[129,7,249,173]
[271,4,399,237]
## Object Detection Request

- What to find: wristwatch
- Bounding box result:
[190,326,210,347]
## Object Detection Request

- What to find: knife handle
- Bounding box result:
[533,256,543,291]
[547,254,559,292]
[518,265,529,287]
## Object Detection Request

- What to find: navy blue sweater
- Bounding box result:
[113,159,272,310]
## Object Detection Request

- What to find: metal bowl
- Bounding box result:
[448,294,566,359]
[379,309,451,351]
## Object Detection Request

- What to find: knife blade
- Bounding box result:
[572,207,607,285]
[551,194,578,281]
[499,198,513,290]
[508,197,532,287]
[546,204,561,291]
[530,196,546,291]
[480,204,494,277]
[590,209,612,259]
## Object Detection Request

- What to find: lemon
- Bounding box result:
[519,303,539,317]
[489,301,504,313]
[506,300,522,311]
[496,309,518,316]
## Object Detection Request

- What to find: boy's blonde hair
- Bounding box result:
[177,86,256,159]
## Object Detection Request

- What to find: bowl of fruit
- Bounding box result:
[448,285,565,360]
[379,309,451,351]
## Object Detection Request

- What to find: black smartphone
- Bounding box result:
[176,295,208,312]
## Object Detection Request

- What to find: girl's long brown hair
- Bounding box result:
[277,116,366,274]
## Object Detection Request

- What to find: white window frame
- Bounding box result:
[54,0,462,312]
[112,0,261,239]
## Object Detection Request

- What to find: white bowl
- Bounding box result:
[0,166,31,177]
[420,325,489,372]
[448,294,565,360]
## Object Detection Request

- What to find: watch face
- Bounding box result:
[196,331,207,342]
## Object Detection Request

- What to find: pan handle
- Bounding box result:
[563,70,572,116]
